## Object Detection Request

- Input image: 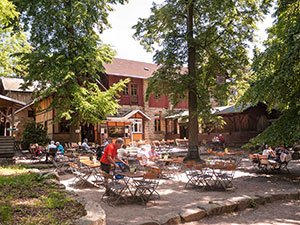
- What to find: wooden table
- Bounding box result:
[80,160,103,184]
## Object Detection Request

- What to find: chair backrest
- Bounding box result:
[215,161,225,167]
[49,147,57,154]
[258,155,268,160]
[69,162,79,169]
[225,162,236,170]
[144,173,157,179]
[146,166,162,175]
[206,149,213,153]
[237,151,244,156]
[173,157,184,163]
[249,154,258,159]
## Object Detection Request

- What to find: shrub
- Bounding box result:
[21,120,50,150]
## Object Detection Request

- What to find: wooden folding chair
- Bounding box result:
[69,162,91,185]
[133,173,160,204]
[101,171,127,206]
[217,162,236,189]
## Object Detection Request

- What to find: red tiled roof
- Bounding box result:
[104,58,159,79]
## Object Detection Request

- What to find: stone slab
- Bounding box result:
[197,203,223,216]
[75,201,106,225]
[180,208,206,222]
[159,212,181,225]
[227,196,251,211]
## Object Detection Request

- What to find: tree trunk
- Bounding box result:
[186,1,200,161]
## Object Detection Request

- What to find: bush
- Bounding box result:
[21,121,50,150]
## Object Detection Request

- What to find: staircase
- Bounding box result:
[0,136,15,165]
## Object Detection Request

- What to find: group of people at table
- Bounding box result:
[260,145,292,167]
[98,138,160,175]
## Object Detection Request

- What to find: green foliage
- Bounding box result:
[42,192,70,209]
[134,0,270,121]
[0,0,31,77]
[0,201,13,223]
[21,120,50,150]
[239,0,300,147]
[243,109,300,148]
[12,0,128,125]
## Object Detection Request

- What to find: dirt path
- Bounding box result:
[60,159,300,225]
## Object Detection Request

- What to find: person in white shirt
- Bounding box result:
[46,140,57,162]
[118,144,129,162]
[137,147,150,166]
[82,138,91,151]
[262,145,275,159]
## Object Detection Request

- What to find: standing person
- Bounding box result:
[56,142,64,155]
[219,134,225,149]
[100,138,127,180]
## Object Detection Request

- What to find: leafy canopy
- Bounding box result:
[240,0,300,147]
[13,0,128,125]
[134,0,270,119]
[0,0,30,77]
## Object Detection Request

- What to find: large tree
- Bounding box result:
[0,0,30,77]
[134,0,269,160]
[240,0,300,148]
[13,0,129,127]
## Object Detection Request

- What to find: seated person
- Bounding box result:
[46,140,57,162]
[56,141,64,155]
[148,145,159,162]
[262,145,275,159]
[118,144,129,163]
[82,138,91,151]
[137,147,150,166]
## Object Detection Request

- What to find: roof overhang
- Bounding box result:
[0,94,26,109]
[107,109,151,122]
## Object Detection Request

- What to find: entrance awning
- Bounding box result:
[0,95,26,109]
[107,109,151,122]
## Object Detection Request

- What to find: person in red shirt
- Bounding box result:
[100,138,127,175]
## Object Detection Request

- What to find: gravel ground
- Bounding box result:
[59,158,300,225]
[185,199,300,225]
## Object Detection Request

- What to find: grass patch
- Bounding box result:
[0,166,85,225]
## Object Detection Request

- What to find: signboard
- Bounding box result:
[7,128,18,131]
[188,146,199,159]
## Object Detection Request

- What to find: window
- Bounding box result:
[28,110,35,118]
[108,126,124,138]
[154,119,161,132]
[122,84,129,95]
[131,84,137,96]
[132,119,142,133]
[59,119,70,133]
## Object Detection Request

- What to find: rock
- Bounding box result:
[139,220,160,225]
[159,212,181,225]
[197,203,223,216]
[75,201,106,225]
[248,195,265,205]
[211,200,238,214]
[227,196,251,211]
[271,192,289,201]
[180,208,206,222]
[255,193,273,203]
[288,189,300,199]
